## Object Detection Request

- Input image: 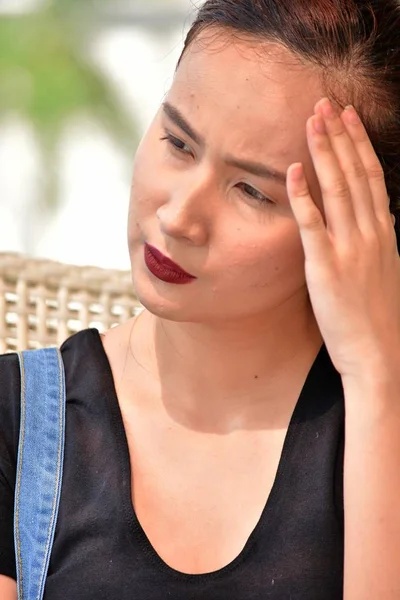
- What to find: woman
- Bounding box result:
[1,0,400,598]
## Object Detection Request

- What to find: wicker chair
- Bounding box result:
[0,253,143,353]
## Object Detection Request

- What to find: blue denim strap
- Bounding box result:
[14,348,66,600]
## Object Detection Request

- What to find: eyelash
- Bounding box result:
[160,133,192,155]
[160,132,275,207]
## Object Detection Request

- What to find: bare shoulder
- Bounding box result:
[0,575,17,600]
[100,314,145,385]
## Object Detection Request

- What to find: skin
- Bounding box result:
[125,37,324,417]
[99,37,329,576]
[122,31,400,593]
[2,36,326,595]
[97,35,332,577]
[3,27,400,598]
[129,41,321,326]
[287,96,400,598]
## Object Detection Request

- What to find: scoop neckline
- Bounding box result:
[89,327,327,582]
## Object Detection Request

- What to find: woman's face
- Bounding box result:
[128,33,324,324]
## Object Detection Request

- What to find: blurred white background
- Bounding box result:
[0,0,197,269]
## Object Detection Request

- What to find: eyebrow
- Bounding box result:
[162,101,287,186]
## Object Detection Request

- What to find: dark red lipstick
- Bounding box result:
[144,243,197,284]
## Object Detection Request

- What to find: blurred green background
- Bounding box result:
[0,0,194,266]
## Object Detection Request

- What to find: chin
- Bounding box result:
[130,263,198,323]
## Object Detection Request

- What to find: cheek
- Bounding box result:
[128,146,153,246]
[129,140,166,219]
[216,221,305,286]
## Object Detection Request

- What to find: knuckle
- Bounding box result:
[323,180,349,199]
[332,127,348,141]
[295,187,311,199]
[364,231,381,250]
[302,209,323,230]
[345,162,366,180]
[378,214,398,247]
[365,163,385,181]
[377,210,393,227]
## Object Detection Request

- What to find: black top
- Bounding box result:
[0,329,345,599]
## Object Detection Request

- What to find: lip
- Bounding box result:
[144,243,197,284]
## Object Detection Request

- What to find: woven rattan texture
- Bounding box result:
[0,253,143,352]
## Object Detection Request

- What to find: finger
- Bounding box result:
[287,162,332,260]
[341,105,390,223]
[315,98,376,233]
[306,114,357,239]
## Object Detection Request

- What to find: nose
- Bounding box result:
[156,171,213,246]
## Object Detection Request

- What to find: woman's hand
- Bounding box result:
[287,98,400,382]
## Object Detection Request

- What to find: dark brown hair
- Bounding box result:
[180,0,400,245]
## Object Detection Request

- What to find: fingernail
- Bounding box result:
[290,163,304,182]
[344,105,360,125]
[321,98,335,119]
[312,115,327,135]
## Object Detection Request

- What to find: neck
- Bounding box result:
[135,296,323,429]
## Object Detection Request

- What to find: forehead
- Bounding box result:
[169,34,323,160]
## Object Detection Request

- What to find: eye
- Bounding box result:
[160,132,192,156]
[237,183,275,206]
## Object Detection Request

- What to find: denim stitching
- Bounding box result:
[36,349,64,600]
[15,352,26,600]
